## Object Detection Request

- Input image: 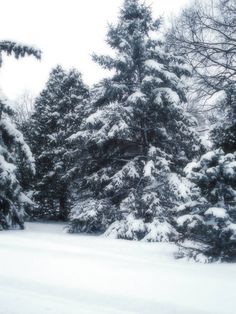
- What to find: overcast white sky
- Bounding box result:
[0,0,190,100]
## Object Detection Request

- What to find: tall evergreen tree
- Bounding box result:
[0,40,41,230]
[68,0,202,240]
[27,66,89,220]
[176,83,236,262]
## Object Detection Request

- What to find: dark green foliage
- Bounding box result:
[68,0,202,240]
[0,40,40,229]
[177,149,236,262]
[211,83,236,154]
[27,66,89,220]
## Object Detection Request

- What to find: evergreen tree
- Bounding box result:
[0,40,41,230]
[176,82,236,262]
[211,82,236,154]
[68,0,202,240]
[176,149,236,262]
[28,65,89,220]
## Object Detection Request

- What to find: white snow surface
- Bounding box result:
[205,207,229,219]
[0,222,235,314]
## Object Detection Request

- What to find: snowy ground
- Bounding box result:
[0,223,235,314]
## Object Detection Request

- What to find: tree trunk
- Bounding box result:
[59,193,68,221]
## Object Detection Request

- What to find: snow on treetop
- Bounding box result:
[176,200,203,213]
[143,219,178,242]
[86,110,103,125]
[143,75,163,84]
[0,40,41,60]
[204,207,229,220]
[0,117,35,173]
[177,214,203,227]
[108,120,129,138]
[226,223,236,240]
[0,155,16,177]
[18,192,34,205]
[127,90,146,103]
[169,60,192,74]
[145,59,164,72]
[199,150,221,166]
[168,173,192,199]
[158,88,180,104]
[222,160,236,178]
[184,160,198,176]
[143,160,155,177]
[68,130,89,142]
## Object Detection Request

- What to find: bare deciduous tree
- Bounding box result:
[167,0,236,119]
[14,90,35,126]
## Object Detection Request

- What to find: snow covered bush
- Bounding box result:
[176,149,236,262]
[67,198,116,233]
[0,40,41,230]
[68,0,202,240]
[27,66,89,220]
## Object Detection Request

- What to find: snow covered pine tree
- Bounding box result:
[28,66,89,220]
[177,83,236,262]
[68,0,202,241]
[0,40,41,230]
[211,82,236,154]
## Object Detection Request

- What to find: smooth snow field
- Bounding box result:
[0,223,235,314]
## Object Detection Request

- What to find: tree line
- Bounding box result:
[0,0,236,262]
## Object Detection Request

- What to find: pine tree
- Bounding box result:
[176,82,236,262]
[0,40,41,230]
[176,149,236,262]
[27,65,89,220]
[68,0,202,240]
[211,82,236,154]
